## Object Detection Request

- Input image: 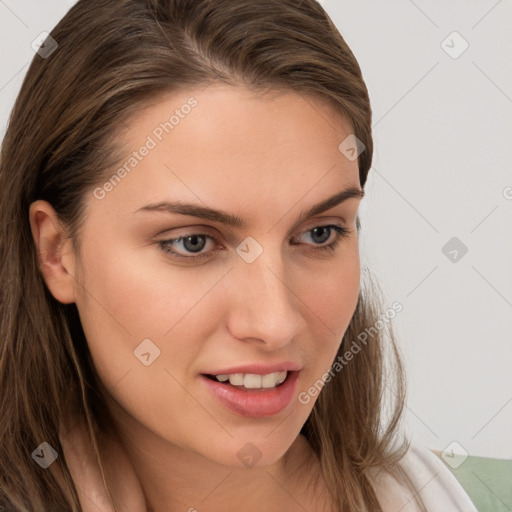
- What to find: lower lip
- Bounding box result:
[200,371,299,418]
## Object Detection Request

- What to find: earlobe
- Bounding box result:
[28,200,77,304]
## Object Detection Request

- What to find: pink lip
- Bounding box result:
[202,361,302,376]
[200,370,300,418]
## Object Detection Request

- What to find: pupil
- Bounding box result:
[312,226,330,244]
[184,235,205,253]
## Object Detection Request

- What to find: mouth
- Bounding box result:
[202,370,289,390]
[200,370,299,418]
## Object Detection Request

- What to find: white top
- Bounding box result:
[372,442,478,511]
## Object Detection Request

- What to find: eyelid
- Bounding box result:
[287,215,351,240]
[295,215,348,231]
[156,216,348,243]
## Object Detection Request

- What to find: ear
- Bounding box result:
[29,200,77,304]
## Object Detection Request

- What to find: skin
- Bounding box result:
[30,85,365,512]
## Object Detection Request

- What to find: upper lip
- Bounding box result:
[202,361,302,376]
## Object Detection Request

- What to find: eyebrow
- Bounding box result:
[134,186,364,229]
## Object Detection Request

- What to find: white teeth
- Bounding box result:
[215,371,288,389]
[276,370,287,384]
[261,373,278,388]
[228,373,244,386]
[244,374,262,388]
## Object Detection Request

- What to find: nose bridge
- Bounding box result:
[226,241,304,344]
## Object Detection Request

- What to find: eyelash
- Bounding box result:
[157,224,351,261]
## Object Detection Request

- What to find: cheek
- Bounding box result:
[73,242,226,448]
[76,237,226,336]
[301,243,360,331]
[73,238,230,389]
[296,244,360,374]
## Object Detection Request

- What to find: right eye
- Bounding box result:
[158,233,220,260]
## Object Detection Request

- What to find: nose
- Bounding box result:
[224,247,307,349]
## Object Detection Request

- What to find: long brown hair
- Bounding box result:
[0,0,422,510]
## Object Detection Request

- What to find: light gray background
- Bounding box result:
[1,0,511,459]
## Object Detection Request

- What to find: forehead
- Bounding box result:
[90,84,360,218]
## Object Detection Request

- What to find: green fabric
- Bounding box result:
[432,451,512,512]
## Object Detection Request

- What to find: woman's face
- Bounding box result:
[71,84,363,468]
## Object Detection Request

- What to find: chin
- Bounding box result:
[201,430,298,469]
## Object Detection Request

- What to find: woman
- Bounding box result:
[0,0,478,510]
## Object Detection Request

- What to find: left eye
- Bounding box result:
[158,224,350,261]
